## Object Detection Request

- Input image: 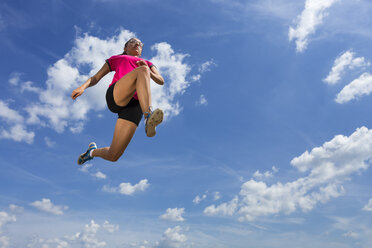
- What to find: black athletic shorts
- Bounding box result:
[105,83,143,126]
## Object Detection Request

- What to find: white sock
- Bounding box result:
[90,149,94,157]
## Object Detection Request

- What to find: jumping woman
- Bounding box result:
[71,38,164,165]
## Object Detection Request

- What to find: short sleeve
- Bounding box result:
[106,56,118,71]
[146,60,154,68]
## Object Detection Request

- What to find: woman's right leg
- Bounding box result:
[113,65,152,116]
[92,118,137,162]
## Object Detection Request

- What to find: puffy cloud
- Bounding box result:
[68,220,106,248]
[324,51,370,85]
[160,208,185,222]
[30,198,68,215]
[155,226,187,248]
[0,124,35,144]
[0,100,35,144]
[205,127,372,221]
[289,0,339,52]
[3,28,207,141]
[0,100,24,123]
[335,72,372,104]
[0,211,16,248]
[102,179,149,195]
[362,199,372,211]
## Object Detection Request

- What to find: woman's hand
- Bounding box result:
[136,60,148,67]
[71,86,85,100]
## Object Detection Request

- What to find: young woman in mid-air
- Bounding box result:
[71,38,164,165]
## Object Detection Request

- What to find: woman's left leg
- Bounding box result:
[92,118,137,162]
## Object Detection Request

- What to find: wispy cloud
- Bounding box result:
[362,199,372,211]
[289,0,340,52]
[193,194,207,205]
[204,127,372,221]
[195,94,208,106]
[30,198,68,215]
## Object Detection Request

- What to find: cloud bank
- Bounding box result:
[2,28,211,143]
[205,127,372,221]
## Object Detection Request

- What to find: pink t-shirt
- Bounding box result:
[106,55,153,100]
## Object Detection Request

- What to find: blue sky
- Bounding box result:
[1,0,372,247]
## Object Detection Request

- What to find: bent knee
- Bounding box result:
[107,152,123,162]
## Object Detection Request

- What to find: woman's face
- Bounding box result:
[124,38,143,57]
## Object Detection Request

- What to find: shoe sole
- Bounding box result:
[146,109,163,137]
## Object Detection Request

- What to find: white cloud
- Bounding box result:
[324,51,370,85]
[289,0,340,52]
[155,226,187,248]
[2,28,205,141]
[195,94,208,106]
[94,171,107,180]
[79,164,107,180]
[335,72,372,104]
[102,220,119,233]
[0,211,16,248]
[8,72,22,86]
[0,100,23,123]
[44,136,56,148]
[9,204,24,213]
[30,198,68,215]
[192,194,206,204]
[20,81,41,93]
[199,60,216,73]
[79,163,93,173]
[362,199,372,211]
[0,100,35,144]
[343,231,359,239]
[160,208,185,222]
[204,197,238,217]
[102,179,149,195]
[205,127,372,221]
[213,192,221,201]
[253,166,278,179]
[0,123,35,144]
[69,220,106,248]
[27,220,107,248]
[27,238,69,248]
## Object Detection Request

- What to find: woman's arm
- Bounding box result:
[71,63,111,100]
[150,66,164,85]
